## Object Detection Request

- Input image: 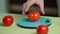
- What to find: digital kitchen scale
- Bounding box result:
[17,17,52,28]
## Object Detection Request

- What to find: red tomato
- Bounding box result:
[3,15,14,26]
[37,25,48,34]
[28,11,40,21]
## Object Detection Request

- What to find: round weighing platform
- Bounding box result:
[17,17,51,28]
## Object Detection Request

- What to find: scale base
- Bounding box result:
[17,17,52,29]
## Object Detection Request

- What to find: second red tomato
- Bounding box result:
[3,15,14,26]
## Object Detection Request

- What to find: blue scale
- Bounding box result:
[17,17,52,28]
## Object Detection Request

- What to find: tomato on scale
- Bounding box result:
[28,11,40,22]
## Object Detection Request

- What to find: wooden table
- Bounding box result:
[0,13,60,34]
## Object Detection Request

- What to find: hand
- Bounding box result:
[22,0,45,15]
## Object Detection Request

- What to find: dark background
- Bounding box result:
[9,0,57,7]
[8,0,58,17]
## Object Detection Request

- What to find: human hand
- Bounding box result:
[22,0,45,15]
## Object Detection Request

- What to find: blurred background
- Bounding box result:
[0,0,58,17]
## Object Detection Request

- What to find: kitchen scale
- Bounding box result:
[17,17,52,28]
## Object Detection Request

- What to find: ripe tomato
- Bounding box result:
[37,25,48,34]
[28,11,40,21]
[3,15,14,26]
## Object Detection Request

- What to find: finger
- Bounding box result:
[36,0,45,14]
[22,3,27,14]
[25,1,34,12]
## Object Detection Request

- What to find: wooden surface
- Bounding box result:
[0,13,60,34]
